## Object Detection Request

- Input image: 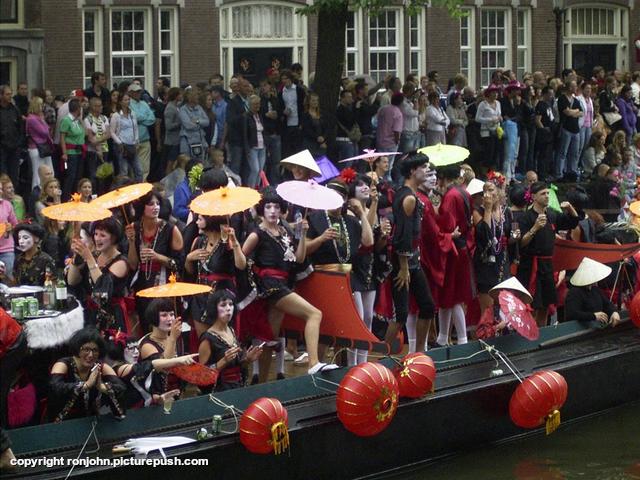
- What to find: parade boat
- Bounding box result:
[6,313,640,480]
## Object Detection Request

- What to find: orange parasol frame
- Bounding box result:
[91,182,153,225]
[189,187,261,217]
[42,193,113,222]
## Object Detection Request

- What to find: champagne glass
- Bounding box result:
[163,395,175,414]
[220,224,229,242]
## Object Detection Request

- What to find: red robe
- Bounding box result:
[415,190,454,307]
[435,185,474,308]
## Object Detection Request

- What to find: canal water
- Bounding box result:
[375,401,640,480]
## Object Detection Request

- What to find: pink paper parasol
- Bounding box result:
[276,180,344,211]
[338,149,400,164]
[498,290,539,341]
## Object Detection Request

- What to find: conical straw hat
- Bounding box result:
[280,150,322,176]
[570,257,612,287]
[489,277,533,304]
[466,178,485,196]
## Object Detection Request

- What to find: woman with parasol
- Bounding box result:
[185,213,246,338]
[1,222,55,286]
[126,190,184,332]
[68,217,130,332]
[198,290,263,391]
[305,174,375,365]
[138,298,185,397]
[243,187,337,376]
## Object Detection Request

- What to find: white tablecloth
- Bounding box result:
[23,304,84,349]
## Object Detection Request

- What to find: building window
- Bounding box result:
[83,9,103,88]
[0,57,17,91]
[0,0,17,23]
[570,8,615,36]
[409,11,422,76]
[480,9,509,87]
[110,9,150,88]
[369,9,400,82]
[459,8,475,88]
[159,7,179,87]
[231,4,293,39]
[345,11,358,76]
[516,9,531,80]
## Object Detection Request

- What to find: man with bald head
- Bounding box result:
[225,77,252,181]
[27,164,55,216]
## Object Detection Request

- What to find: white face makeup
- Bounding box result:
[424,169,437,190]
[355,182,370,201]
[93,229,113,253]
[144,199,161,218]
[217,299,235,322]
[158,311,175,332]
[17,231,35,252]
[263,203,281,224]
[124,343,139,364]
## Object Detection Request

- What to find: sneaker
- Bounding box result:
[277,372,286,380]
[307,362,339,375]
[284,350,294,361]
[294,352,309,364]
[250,374,259,385]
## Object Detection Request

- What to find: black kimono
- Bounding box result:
[517,207,580,309]
[48,357,126,423]
[565,286,615,323]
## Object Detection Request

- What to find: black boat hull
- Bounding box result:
[6,322,640,479]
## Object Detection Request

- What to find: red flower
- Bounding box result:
[340,167,357,184]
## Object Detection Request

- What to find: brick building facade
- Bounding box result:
[1,0,639,95]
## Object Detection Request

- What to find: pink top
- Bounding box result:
[0,200,17,254]
[25,114,53,149]
[376,105,403,150]
[583,97,593,128]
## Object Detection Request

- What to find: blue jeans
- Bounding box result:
[556,128,580,178]
[227,144,245,181]
[502,120,519,182]
[336,139,356,163]
[264,134,282,184]
[578,126,592,165]
[246,148,266,188]
[399,131,422,153]
[117,144,143,182]
[0,252,15,281]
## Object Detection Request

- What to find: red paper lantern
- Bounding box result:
[629,291,640,328]
[239,397,289,455]
[336,362,399,437]
[509,370,568,435]
[394,352,436,398]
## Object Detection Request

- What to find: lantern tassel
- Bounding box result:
[545,410,561,435]
[270,421,289,455]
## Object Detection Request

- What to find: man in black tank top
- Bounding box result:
[384,153,435,351]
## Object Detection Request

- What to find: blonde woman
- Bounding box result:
[25,96,54,189]
[35,178,62,225]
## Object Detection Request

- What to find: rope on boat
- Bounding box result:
[64,419,99,480]
[479,340,524,383]
[310,374,340,393]
[208,394,243,434]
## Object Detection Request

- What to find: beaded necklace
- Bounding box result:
[262,223,296,263]
[325,212,351,264]
[140,219,163,281]
[490,206,506,255]
[197,234,223,277]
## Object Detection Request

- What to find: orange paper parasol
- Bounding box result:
[136,273,212,298]
[189,187,261,217]
[42,193,113,222]
[91,182,153,224]
[91,182,153,210]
